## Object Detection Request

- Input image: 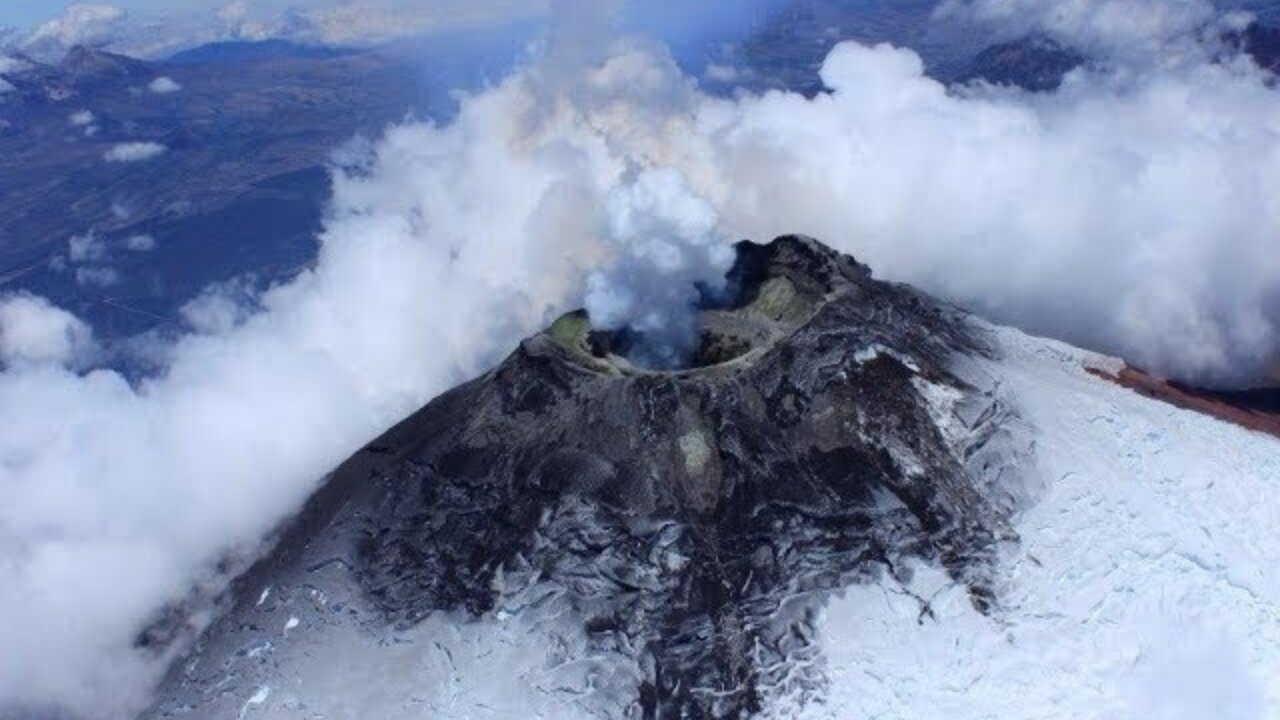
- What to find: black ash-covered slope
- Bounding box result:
[144,236,1031,719]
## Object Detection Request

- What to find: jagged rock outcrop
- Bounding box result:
[145,236,1031,719]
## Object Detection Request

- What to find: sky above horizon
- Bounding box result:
[2,0,558,58]
[2,0,551,37]
[4,0,226,29]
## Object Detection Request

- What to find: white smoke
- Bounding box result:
[3,1,1280,718]
[586,168,732,367]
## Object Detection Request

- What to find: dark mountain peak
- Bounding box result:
[146,235,1032,719]
[60,44,152,80]
[960,35,1085,92]
[166,39,350,66]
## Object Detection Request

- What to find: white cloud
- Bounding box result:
[704,63,739,83]
[179,277,257,335]
[695,42,1280,383]
[0,294,94,367]
[22,4,127,54]
[75,267,120,288]
[104,141,166,162]
[125,234,157,252]
[217,0,251,24]
[0,77,12,94]
[3,2,1280,718]
[67,232,107,263]
[0,55,29,74]
[148,76,181,94]
[69,109,100,136]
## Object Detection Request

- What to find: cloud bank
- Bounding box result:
[0,295,94,366]
[22,3,127,55]
[2,1,1280,718]
[701,43,1280,383]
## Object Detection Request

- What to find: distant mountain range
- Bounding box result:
[166,39,353,65]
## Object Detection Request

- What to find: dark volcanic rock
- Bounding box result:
[145,236,1030,719]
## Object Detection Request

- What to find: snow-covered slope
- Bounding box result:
[790,325,1280,720]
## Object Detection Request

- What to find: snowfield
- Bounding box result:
[791,325,1280,720]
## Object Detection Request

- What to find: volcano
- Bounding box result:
[141,236,1280,719]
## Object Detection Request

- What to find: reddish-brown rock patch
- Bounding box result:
[1087,365,1280,441]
